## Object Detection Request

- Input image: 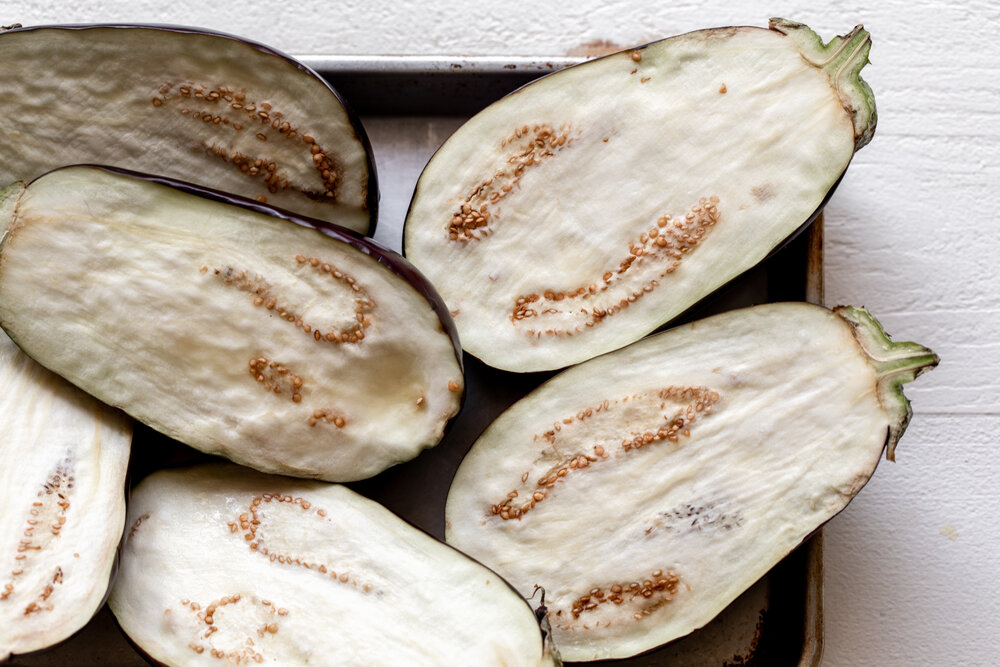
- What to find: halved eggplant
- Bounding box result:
[445,303,936,661]
[0,323,131,660]
[109,463,557,666]
[0,24,376,234]
[404,20,876,372]
[0,166,462,482]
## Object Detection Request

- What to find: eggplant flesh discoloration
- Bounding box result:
[0,24,377,234]
[404,21,877,372]
[109,464,557,667]
[0,166,463,482]
[0,329,131,661]
[445,303,936,661]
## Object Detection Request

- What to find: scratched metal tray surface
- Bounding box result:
[10,57,823,666]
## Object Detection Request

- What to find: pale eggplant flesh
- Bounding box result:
[445,303,937,662]
[0,166,463,482]
[404,20,877,372]
[0,326,131,660]
[109,463,558,666]
[0,24,377,234]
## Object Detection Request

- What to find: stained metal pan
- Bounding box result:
[9,56,823,666]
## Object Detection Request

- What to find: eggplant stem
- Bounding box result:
[834,305,939,461]
[770,19,877,150]
[815,25,863,67]
[833,32,872,97]
[870,351,939,381]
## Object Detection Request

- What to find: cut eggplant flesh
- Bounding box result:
[445,303,936,661]
[0,327,131,661]
[0,166,463,482]
[404,20,877,372]
[0,24,376,234]
[109,463,557,666]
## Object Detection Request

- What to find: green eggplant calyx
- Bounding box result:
[769,18,877,151]
[834,305,939,461]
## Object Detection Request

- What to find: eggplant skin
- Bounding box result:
[0,165,464,482]
[404,21,878,372]
[109,463,557,667]
[445,303,936,661]
[0,329,131,661]
[0,23,377,234]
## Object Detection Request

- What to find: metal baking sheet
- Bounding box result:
[10,57,823,666]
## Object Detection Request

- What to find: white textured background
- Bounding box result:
[6,0,998,664]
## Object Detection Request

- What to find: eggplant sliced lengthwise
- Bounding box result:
[0,24,376,234]
[0,330,131,660]
[0,167,463,482]
[446,303,937,662]
[405,20,877,372]
[109,463,558,666]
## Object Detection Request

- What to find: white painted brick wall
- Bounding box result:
[5,1,996,664]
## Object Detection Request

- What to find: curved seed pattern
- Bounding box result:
[211,255,375,346]
[152,82,342,204]
[307,409,346,429]
[228,494,373,594]
[511,197,720,337]
[245,356,347,429]
[490,387,720,521]
[557,569,681,628]
[177,594,286,663]
[447,124,576,242]
[248,357,304,403]
[2,458,74,615]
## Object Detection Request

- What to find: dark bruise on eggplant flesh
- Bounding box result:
[109,464,557,666]
[405,20,878,372]
[0,326,131,659]
[0,168,462,482]
[446,303,937,662]
[0,24,375,234]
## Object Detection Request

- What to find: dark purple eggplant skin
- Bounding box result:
[0,23,379,236]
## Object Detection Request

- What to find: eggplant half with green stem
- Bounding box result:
[109,463,559,666]
[404,19,877,372]
[0,166,463,482]
[446,303,937,661]
[0,23,377,234]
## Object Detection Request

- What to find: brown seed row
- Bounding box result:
[308,409,347,429]
[620,386,720,452]
[293,256,375,344]
[510,196,720,336]
[568,569,680,620]
[246,350,349,431]
[22,568,64,617]
[248,357,304,404]
[213,257,375,346]
[490,386,721,521]
[152,81,342,203]
[2,460,74,608]
[229,495,374,595]
[448,124,576,242]
[180,594,282,663]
